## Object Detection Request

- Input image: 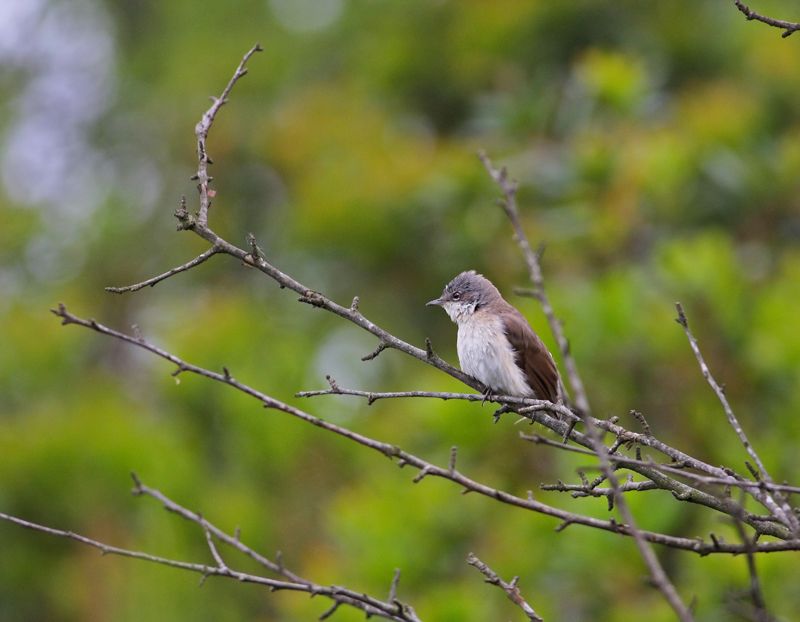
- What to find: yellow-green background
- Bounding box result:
[1,1,799,620]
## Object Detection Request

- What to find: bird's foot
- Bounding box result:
[492,404,512,424]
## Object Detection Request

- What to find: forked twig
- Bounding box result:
[467,553,543,621]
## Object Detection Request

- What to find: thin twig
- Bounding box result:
[734,0,800,38]
[106,247,219,293]
[467,553,543,621]
[195,43,263,227]
[478,150,589,417]
[730,498,775,622]
[675,303,798,535]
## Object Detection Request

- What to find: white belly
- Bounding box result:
[457,315,533,397]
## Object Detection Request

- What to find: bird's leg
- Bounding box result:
[481,385,494,406]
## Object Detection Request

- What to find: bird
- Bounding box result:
[427,270,561,403]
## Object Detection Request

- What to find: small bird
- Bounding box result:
[427,270,560,402]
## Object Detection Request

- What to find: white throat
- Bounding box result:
[441,301,477,324]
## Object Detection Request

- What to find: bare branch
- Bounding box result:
[734,0,800,38]
[483,152,692,619]
[541,478,659,499]
[195,43,263,227]
[106,246,220,293]
[296,384,792,538]
[296,386,572,417]
[731,500,775,622]
[675,302,798,535]
[478,150,590,418]
[466,553,543,621]
[47,304,800,555]
[0,501,421,622]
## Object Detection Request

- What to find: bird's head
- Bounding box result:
[427,270,501,323]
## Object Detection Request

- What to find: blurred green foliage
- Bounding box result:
[2,1,800,620]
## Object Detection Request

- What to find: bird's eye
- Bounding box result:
[452,292,461,301]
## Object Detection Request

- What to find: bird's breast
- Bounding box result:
[456,314,533,397]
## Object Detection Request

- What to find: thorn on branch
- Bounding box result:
[745,461,761,481]
[245,232,265,265]
[413,466,433,484]
[130,472,143,495]
[318,602,341,620]
[674,302,688,328]
[630,410,652,436]
[425,337,435,360]
[561,419,578,444]
[361,341,387,362]
[388,568,401,602]
[350,296,360,312]
[175,195,194,230]
[449,446,458,475]
[325,375,340,392]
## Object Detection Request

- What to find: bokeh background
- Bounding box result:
[2,1,800,620]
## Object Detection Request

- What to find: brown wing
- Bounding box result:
[501,307,560,402]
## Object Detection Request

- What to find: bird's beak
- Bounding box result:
[426,297,443,307]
